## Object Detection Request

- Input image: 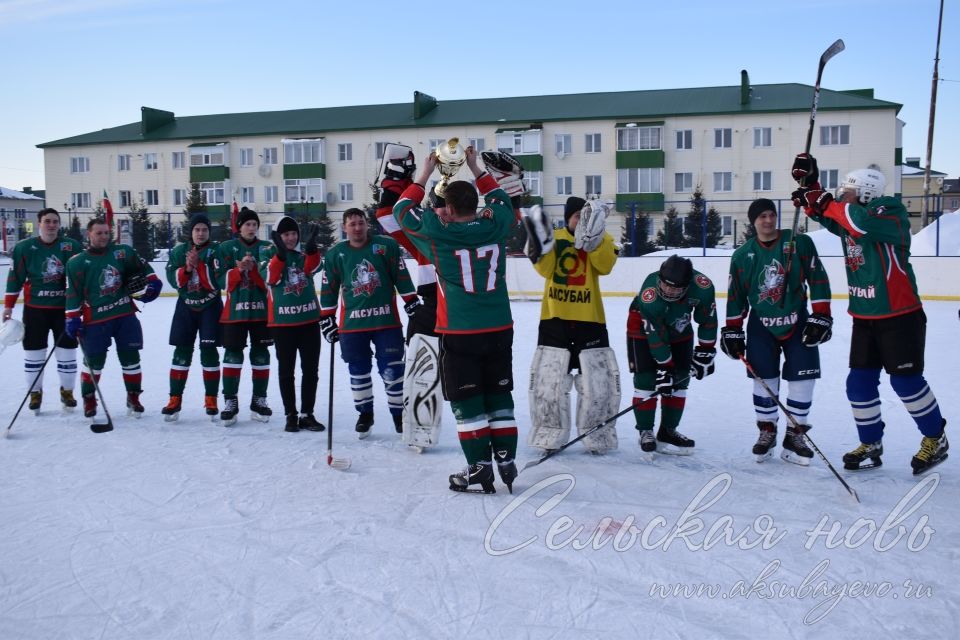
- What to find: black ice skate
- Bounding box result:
[656,427,694,455]
[449,461,496,494]
[753,421,777,462]
[911,425,948,475]
[250,396,272,423]
[843,441,883,471]
[355,411,374,439]
[299,414,325,432]
[220,396,239,427]
[494,449,517,494]
[639,429,657,453]
[781,424,814,466]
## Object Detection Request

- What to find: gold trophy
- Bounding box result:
[434,138,466,199]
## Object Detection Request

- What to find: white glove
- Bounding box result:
[575,200,609,252]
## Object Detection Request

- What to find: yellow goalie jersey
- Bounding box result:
[534,227,617,323]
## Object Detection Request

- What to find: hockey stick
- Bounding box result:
[326,343,351,470]
[78,337,115,434]
[4,334,64,438]
[782,38,845,308]
[739,355,859,503]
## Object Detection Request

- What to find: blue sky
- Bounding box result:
[1,0,956,194]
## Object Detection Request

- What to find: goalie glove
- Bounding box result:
[574,200,609,252]
[380,143,416,181]
[481,150,525,198]
[522,205,554,263]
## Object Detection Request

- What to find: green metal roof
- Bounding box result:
[37,83,901,149]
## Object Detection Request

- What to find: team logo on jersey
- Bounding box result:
[41,255,65,284]
[641,287,657,303]
[284,266,309,296]
[672,312,691,333]
[99,265,123,296]
[113,249,126,261]
[845,236,865,272]
[756,259,785,305]
[350,259,381,298]
[372,243,386,255]
[695,274,711,289]
[187,269,202,293]
[552,240,587,287]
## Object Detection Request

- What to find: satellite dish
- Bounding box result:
[556,151,566,160]
[258,165,272,178]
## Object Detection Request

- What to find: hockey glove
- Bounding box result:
[140,278,162,303]
[801,313,833,346]
[720,326,746,360]
[481,150,525,198]
[319,316,339,344]
[271,230,288,262]
[791,153,820,187]
[791,186,833,215]
[65,316,83,339]
[302,223,320,255]
[403,296,423,317]
[654,368,674,396]
[575,200,608,252]
[690,347,716,380]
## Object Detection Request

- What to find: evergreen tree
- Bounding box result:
[313,212,338,256]
[656,206,686,248]
[681,188,724,249]
[741,221,757,245]
[128,201,156,260]
[182,183,206,242]
[66,216,83,243]
[620,208,657,256]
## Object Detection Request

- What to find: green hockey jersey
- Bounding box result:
[166,241,220,310]
[261,247,322,327]
[4,235,83,310]
[319,235,415,332]
[65,243,158,324]
[217,237,272,323]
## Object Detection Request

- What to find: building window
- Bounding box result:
[468,137,485,152]
[723,215,733,235]
[71,192,91,209]
[142,153,158,170]
[172,151,186,169]
[119,190,132,207]
[821,169,839,190]
[263,147,278,165]
[556,176,573,195]
[585,175,602,197]
[496,131,541,154]
[585,133,601,153]
[674,172,693,193]
[173,189,186,206]
[713,172,733,192]
[240,186,256,204]
[375,142,391,160]
[117,155,131,171]
[339,183,354,201]
[617,126,661,151]
[264,185,278,204]
[675,129,693,150]
[284,139,323,164]
[714,128,732,148]
[70,157,90,173]
[753,127,772,148]
[190,150,223,166]
[337,143,352,161]
[428,139,447,153]
[820,125,850,146]
[200,182,225,205]
[555,134,572,156]
[240,148,255,167]
[145,190,159,206]
[284,178,324,202]
[522,172,542,197]
[617,168,662,193]
[753,171,772,191]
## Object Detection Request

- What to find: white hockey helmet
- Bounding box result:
[0,318,25,354]
[839,168,886,203]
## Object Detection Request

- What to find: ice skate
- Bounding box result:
[781,424,813,466]
[220,396,239,427]
[299,414,325,432]
[83,394,97,418]
[494,449,517,494]
[656,427,694,455]
[356,411,374,439]
[753,421,777,462]
[843,441,883,471]
[126,392,144,418]
[639,429,657,453]
[204,395,219,421]
[29,391,42,415]
[250,396,272,423]
[161,395,182,422]
[911,426,948,475]
[60,388,77,411]
[449,461,496,494]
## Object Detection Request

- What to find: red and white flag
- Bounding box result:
[102,190,115,241]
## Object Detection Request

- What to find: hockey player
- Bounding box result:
[64,218,162,428]
[216,208,273,426]
[3,208,83,413]
[393,146,521,494]
[722,198,832,464]
[791,155,947,474]
[262,216,324,433]
[161,214,222,421]
[319,208,419,438]
[525,196,620,454]
[627,255,717,454]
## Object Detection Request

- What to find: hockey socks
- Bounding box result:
[169,346,192,396]
[55,346,77,392]
[222,349,243,397]
[451,396,492,465]
[250,345,270,397]
[199,346,220,397]
[119,351,142,393]
[846,368,884,444]
[80,353,106,398]
[24,349,46,392]
[486,392,518,462]
[889,374,944,437]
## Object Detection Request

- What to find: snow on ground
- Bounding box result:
[1,296,958,639]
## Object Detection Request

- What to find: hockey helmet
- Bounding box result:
[0,318,25,354]
[658,255,693,302]
[839,168,886,203]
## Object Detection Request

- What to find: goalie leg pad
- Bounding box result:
[527,346,574,451]
[523,205,555,263]
[402,333,443,449]
[575,347,621,452]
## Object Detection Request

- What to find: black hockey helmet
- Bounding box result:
[658,255,692,302]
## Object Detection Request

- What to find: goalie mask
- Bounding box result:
[658,255,692,302]
[839,168,886,204]
[0,318,25,354]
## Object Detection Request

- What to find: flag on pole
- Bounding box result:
[102,190,115,241]
[231,200,240,234]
